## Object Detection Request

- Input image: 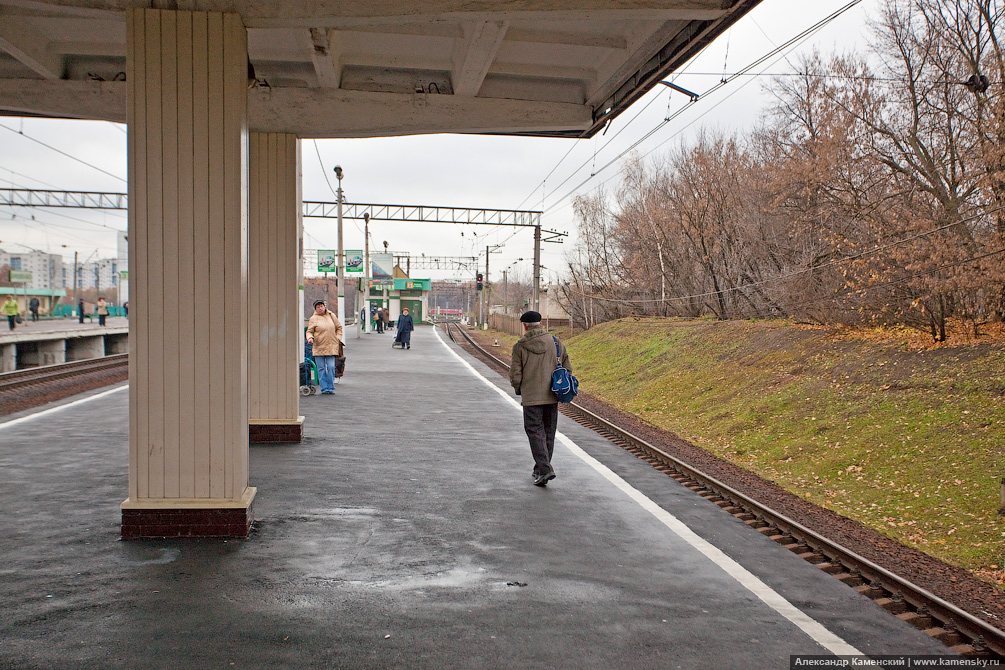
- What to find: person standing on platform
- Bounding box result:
[28,297,39,322]
[395,307,414,349]
[77,298,85,324]
[382,308,389,334]
[96,297,109,326]
[375,307,384,333]
[509,310,572,487]
[3,295,18,330]
[123,301,128,319]
[306,300,344,395]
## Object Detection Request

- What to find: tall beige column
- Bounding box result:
[248,133,304,442]
[122,9,253,538]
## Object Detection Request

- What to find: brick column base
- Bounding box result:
[250,422,304,443]
[121,488,256,539]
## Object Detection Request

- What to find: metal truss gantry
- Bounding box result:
[0,188,565,310]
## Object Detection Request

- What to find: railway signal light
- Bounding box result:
[476,273,483,290]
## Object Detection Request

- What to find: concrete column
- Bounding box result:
[122,9,253,538]
[248,132,304,442]
[37,339,66,366]
[66,335,104,361]
[0,343,14,372]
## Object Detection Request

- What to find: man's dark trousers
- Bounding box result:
[524,403,559,476]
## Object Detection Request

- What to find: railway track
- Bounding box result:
[0,353,128,393]
[444,322,1005,660]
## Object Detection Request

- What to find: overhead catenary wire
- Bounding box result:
[0,123,127,184]
[513,42,718,212]
[540,0,866,216]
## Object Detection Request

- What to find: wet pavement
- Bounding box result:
[0,326,951,669]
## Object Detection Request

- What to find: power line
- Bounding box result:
[514,42,718,212]
[541,0,866,215]
[0,123,127,183]
[519,47,717,213]
[0,165,65,190]
[1,206,125,232]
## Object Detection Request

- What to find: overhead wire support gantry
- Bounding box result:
[0,188,565,311]
[0,187,128,210]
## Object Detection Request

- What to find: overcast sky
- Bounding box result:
[0,0,878,284]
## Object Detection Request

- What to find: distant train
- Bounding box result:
[431,308,463,316]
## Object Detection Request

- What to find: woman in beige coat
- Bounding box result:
[306,300,344,394]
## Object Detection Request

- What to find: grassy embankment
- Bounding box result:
[491,318,1005,584]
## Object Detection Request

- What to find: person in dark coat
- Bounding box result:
[509,310,572,487]
[77,298,85,324]
[395,307,414,349]
[28,297,39,322]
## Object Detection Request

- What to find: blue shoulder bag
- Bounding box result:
[550,336,579,403]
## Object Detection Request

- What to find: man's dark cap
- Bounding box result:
[520,310,542,323]
[313,300,326,308]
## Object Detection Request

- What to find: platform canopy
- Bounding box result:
[0,0,762,138]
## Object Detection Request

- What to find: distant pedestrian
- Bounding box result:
[28,297,39,322]
[78,298,85,324]
[96,297,109,326]
[306,300,344,394]
[395,307,414,349]
[375,307,384,333]
[382,308,389,333]
[123,301,129,319]
[3,295,18,330]
[509,310,572,487]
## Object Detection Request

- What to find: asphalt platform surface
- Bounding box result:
[0,316,128,344]
[0,325,951,669]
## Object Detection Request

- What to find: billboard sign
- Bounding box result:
[317,250,337,273]
[345,250,364,273]
[9,270,31,283]
[371,253,394,279]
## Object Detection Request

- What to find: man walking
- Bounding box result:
[509,310,572,487]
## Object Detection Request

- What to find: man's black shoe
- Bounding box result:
[533,472,556,487]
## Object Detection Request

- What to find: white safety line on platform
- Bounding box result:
[434,327,862,656]
[0,384,128,428]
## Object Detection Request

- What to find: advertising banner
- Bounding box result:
[370,253,394,279]
[345,250,364,273]
[317,250,337,273]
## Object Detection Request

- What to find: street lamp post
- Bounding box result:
[361,212,370,338]
[334,165,345,323]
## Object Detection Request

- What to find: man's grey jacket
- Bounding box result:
[509,327,572,407]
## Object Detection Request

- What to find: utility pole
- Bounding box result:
[503,270,508,314]
[73,251,78,309]
[484,245,490,327]
[334,165,345,323]
[362,212,370,336]
[533,221,541,312]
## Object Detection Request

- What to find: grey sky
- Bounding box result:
[0,0,877,284]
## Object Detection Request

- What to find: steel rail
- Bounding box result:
[444,322,1005,659]
[0,354,128,392]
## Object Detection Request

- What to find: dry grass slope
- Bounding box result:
[562,318,1005,586]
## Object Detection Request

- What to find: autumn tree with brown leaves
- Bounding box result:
[561,0,1005,341]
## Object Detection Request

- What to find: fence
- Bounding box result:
[488,313,567,336]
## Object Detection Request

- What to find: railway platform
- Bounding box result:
[0,317,129,371]
[0,326,953,669]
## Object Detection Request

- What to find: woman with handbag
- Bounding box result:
[3,295,19,330]
[305,300,344,394]
[96,297,109,326]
